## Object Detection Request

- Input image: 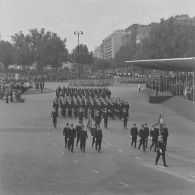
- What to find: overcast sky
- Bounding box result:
[0,0,194,52]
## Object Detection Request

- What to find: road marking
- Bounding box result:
[135,157,141,160]
[118,149,123,152]
[48,137,51,140]
[60,150,64,154]
[120,182,129,188]
[73,160,79,164]
[48,132,50,135]
[92,170,100,174]
[52,143,56,146]
[158,165,167,169]
[189,175,195,178]
[106,143,111,146]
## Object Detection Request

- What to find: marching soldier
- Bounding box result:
[94,110,101,126]
[80,126,88,152]
[138,124,146,152]
[68,124,76,153]
[95,125,103,152]
[144,123,150,148]
[90,123,97,148]
[78,108,84,124]
[102,108,109,128]
[75,122,82,147]
[155,135,168,167]
[51,108,57,128]
[150,123,159,151]
[161,123,169,150]
[130,123,138,148]
[122,108,128,129]
[53,98,59,117]
[63,123,70,148]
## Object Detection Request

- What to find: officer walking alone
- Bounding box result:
[155,135,168,167]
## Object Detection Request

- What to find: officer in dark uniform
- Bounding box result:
[78,108,84,124]
[63,123,69,148]
[122,108,128,129]
[53,98,59,117]
[102,108,109,128]
[68,124,76,153]
[161,123,169,150]
[95,125,103,152]
[144,123,149,148]
[138,124,146,152]
[75,122,82,147]
[10,90,13,102]
[94,110,101,126]
[51,108,57,128]
[130,123,138,148]
[90,123,96,148]
[155,135,168,167]
[80,126,88,152]
[150,124,159,151]
[5,90,9,103]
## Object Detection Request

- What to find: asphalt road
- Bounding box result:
[0,82,195,195]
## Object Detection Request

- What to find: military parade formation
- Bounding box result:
[51,86,169,167]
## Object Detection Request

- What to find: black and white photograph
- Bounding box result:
[0,0,195,194]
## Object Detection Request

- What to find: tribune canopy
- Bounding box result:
[125,57,195,72]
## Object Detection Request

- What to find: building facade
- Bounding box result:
[103,30,125,60]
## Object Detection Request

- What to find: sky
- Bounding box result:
[0,0,194,53]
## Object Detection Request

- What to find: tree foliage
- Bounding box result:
[91,57,111,70]
[11,28,68,71]
[71,44,93,65]
[0,41,14,71]
[114,16,195,68]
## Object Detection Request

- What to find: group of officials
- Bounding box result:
[51,86,169,167]
[62,122,103,153]
[130,122,169,167]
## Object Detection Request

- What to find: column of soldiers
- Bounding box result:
[130,122,169,167]
[52,86,130,129]
[62,122,103,153]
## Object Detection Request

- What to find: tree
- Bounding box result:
[42,33,68,70]
[135,17,195,59]
[12,31,34,70]
[12,28,69,72]
[71,44,93,77]
[114,43,136,68]
[0,40,14,71]
[91,57,111,70]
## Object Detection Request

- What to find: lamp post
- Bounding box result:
[74,31,83,78]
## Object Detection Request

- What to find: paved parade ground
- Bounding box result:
[0,82,195,195]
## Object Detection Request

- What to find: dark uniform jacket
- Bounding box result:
[80,130,88,141]
[68,128,76,140]
[95,130,102,141]
[63,127,69,137]
[157,140,166,153]
[131,127,138,137]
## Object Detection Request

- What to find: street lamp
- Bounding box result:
[74,31,83,78]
